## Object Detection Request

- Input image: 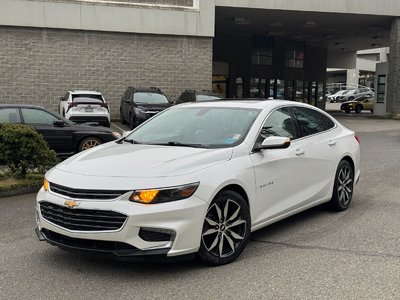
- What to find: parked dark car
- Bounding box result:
[120,87,172,129]
[175,90,222,104]
[0,105,121,157]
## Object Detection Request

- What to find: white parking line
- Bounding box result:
[110,122,127,133]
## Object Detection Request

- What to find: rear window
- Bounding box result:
[72,94,104,103]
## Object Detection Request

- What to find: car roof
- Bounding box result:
[175,99,319,110]
[132,88,163,93]
[0,104,46,109]
[69,90,102,95]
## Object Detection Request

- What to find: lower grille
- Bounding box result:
[49,182,128,200]
[41,229,137,252]
[40,201,127,231]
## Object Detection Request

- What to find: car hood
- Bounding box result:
[136,103,172,111]
[55,142,233,178]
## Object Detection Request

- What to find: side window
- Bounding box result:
[259,107,298,140]
[293,107,325,137]
[320,113,335,130]
[0,108,21,124]
[21,108,58,125]
[189,92,196,102]
[64,93,69,101]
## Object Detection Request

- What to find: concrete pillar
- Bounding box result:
[346,69,359,88]
[387,18,400,119]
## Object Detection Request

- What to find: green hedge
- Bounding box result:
[0,124,59,178]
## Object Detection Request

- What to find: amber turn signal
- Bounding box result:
[43,179,49,191]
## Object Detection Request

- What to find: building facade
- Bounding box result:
[1,0,400,118]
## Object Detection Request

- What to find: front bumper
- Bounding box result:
[36,187,208,259]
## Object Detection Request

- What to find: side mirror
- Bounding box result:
[253,136,291,152]
[53,120,65,127]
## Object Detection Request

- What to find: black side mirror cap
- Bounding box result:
[53,120,65,127]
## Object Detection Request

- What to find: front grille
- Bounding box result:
[41,229,137,253]
[49,182,128,200]
[40,202,127,231]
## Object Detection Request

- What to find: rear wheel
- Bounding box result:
[197,190,250,266]
[355,105,362,113]
[328,160,354,211]
[79,137,102,152]
[348,96,354,101]
[345,107,351,113]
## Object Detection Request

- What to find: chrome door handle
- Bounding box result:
[328,140,337,146]
[295,149,305,156]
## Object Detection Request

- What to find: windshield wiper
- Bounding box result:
[116,137,143,144]
[160,141,208,148]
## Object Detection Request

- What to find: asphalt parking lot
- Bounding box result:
[1,115,400,299]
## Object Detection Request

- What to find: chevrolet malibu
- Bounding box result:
[35,100,360,265]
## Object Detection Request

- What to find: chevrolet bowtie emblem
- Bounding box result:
[64,200,80,209]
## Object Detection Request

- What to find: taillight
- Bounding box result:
[355,135,360,144]
[100,103,109,111]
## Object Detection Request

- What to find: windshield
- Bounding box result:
[134,92,169,105]
[126,107,261,148]
[196,95,221,102]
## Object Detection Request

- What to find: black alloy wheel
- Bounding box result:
[355,105,362,113]
[328,160,354,211]
[198,190,250,266]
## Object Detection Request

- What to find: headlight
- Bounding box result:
[43,178,49,191]
[134,108,146,115]
[112,131,122,139]
[129,182,199,204]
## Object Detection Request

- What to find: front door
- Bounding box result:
[250,107,307,226]
[20,108,74,155]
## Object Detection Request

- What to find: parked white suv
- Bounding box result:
[59,90,110,127]
[337,87,374,102]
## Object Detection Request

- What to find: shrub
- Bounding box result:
[0,124,59,178]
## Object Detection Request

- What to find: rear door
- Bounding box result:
[0,107,22,124]
[20,108,74,155]
[292,107,341,202]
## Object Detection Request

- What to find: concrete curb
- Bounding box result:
[0,184,42,198]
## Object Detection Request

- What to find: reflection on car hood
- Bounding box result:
[55,142,233,178]
[136,103,172,111]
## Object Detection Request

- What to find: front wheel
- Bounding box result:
[355,105,362,113]
[198,190,250,266]
[328,160,354,211]
[79,137,102,152]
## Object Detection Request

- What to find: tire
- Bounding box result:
[328,160,354,212]
[129,114,137,130]
[78,137,102,152]
[197,190,251,266]
[370,109,374,113]
[355,105,362,113]
[348,96,354,101]
[120,108,126,124]
[345,107,351,113]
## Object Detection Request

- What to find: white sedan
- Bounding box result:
[36,100,360,265]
